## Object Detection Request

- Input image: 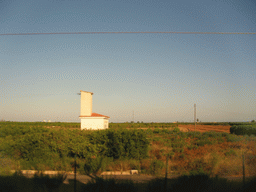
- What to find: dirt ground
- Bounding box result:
[23,173,250,185]
[178,124,231,133]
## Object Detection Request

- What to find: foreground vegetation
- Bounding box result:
[0,121,256,178]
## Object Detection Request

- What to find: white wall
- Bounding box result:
[81,118,109,130]
[80,91,93,116]
[104,119,109,129]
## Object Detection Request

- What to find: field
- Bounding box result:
[1,121,256,191]
[43,123,231,133]
[177,124,231,133]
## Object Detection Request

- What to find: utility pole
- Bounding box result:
[133,110,134,123]
[194,104,196,132]
[242,151,245,190]
[74,155,76,192]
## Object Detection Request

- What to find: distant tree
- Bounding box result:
[197,118,199,122]
[131,121,134,123]
[252,120,255,123]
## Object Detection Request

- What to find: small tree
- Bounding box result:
[84,156,104,180]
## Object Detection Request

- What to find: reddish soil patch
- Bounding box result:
[178,124,231,133]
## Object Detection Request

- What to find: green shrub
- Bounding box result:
[226,134,243,142]
[195,140,214,146]
[152,137,160,142]
[100,157,114,171]
[84,156,105,176]
[221,132,229,137]
[187,145,198,150]
[127,159,141,170]
[230,125,256,136]
[225,149,237,157]
[185,131,201,139]
[103,129,149,159]
[173,127,180,133]
[153,128,161,134]
[160,129,172,134]
[149,159,164,176]
[0,152,13,175]
[202,131,223,138]
[145,128,153,136]
[171,142,185,149]
[172,148,184,153]
[185,158,210,175]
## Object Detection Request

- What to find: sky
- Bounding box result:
[1,0,255,123]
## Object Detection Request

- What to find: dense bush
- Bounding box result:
[149,159,164,176]
[230,125,256,136]
[104,128,149,159]
[1,124,150,166]
[84,156,105,176]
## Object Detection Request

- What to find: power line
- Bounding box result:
[0,31,255,36]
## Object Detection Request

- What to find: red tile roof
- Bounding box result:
[91,113,110,118]
[79,113,110,118]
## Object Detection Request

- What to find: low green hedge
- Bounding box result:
[230,125,256,136]
[2,127,149,162]
[229,122,253,126]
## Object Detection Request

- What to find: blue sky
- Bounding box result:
[1,0,255,122]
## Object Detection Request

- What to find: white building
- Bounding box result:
[79,90,110,130]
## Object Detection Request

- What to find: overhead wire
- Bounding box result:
[0,31,255,36]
